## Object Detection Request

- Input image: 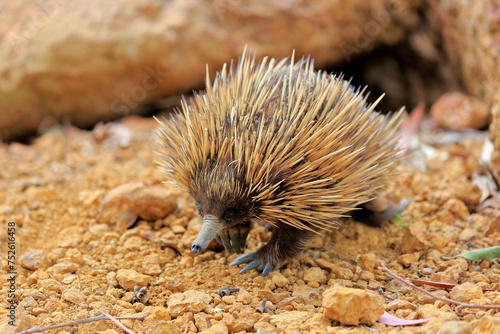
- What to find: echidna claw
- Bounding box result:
[262,263,274,277]
[230,252,256,266]
[239,260,261,274]
[230,251,277,277]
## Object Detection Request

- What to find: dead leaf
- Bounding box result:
[378,311,432,326]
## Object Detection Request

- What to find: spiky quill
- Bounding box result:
[155,48,404,276]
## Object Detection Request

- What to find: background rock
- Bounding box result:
[426,0,500,172]
[97,181,178,229]
[430,92,491,130]
[0,0,420,140]
[1,1,499,176]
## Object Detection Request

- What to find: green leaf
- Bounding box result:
[456,246,500,261]
[393,214,407,228]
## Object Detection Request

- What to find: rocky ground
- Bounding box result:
[0,115,499,333]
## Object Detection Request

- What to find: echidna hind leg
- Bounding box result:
[353,197,411,226]
[230,223,313,276]
[371,198,411,223]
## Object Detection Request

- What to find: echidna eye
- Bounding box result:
[196,203,204,216]
[222,208,237,223]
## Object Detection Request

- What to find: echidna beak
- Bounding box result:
[191,215,221,253]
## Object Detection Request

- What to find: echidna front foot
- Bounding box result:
[230,248,280,277]
[230,223,313,276]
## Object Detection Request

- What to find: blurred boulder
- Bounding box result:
[0,0,420,140]
[427,0,500,172]
[430,92,490,130]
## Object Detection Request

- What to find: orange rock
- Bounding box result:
[449,282,484,303]
[430,92,490,130]
[322,285,385,326]
[97,182,177,229]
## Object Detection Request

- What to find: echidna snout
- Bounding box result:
[191,215,222,252]
[191,214,252,254]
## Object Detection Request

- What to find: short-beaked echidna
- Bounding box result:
[155,49,404,276]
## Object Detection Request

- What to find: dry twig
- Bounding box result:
[98,309,136,334]
[17,314,146,334]
[47,273,67,290]
[378,261,500,313]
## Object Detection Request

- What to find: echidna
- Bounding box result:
[155,49,404,276]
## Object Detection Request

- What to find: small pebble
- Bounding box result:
[449,282,484,303]
[62,288,87,304]
[222,305,260,332]
[20,250,50,270]
[271,272,289,288]
[116,269,152,291]
[437,320,472,334]
[303,267,327,285]
[357,253,377,271]
[167,290,212,318]
[270,310,310,328]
